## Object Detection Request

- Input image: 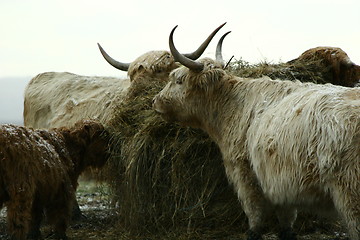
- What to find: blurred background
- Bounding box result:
[1,0,359,124]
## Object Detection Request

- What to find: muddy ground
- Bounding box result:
[0,180,350,240]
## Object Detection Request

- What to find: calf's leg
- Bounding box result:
[27,199,43,239]
[6,193,32,240]
[46,183,74,240]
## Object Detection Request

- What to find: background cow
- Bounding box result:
[23,72,126,129]
[153,26,360,240]
[288,46,360,87]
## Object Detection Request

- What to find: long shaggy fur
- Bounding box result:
[23,72,128,128]
[0,120,109,240]
[153,57,360,239]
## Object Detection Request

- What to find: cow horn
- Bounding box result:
[184,22,226,60]
[216,31,231,65]
[169,26,204,72]
[97,43,130,71]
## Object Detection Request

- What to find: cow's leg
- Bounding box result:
[330,182,360,240]
[6,192,32,240]
[225,163,269,240]
[72,198,85,221]
[275,206,297,240]
[46,183,74,240]
[27,199,43,239]
[0,185,9,209]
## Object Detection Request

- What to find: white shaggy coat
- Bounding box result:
[153,58,360,239]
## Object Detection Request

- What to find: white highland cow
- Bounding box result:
[153,26,360,240]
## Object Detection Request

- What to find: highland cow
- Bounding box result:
[0,120,109,240]
[153,26,360,240]
[288,46,360,87]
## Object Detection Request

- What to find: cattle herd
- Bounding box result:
[1,22,360,240]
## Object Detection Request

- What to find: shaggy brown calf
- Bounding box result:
[0,120,109,240]
[288,46,360,87]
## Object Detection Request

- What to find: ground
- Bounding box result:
[0,180,350,240]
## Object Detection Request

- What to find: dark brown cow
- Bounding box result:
[0,120,109,240]
[288,46,360,87]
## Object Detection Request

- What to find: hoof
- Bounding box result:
[278,228,297,240]
[45,232,68,240]
[71,206,86,222]
[246,230,263,240]
[71,212,87,222]
[27,229,42,239]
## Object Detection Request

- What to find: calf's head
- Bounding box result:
[71,120,110,169]
[153,26,231,129]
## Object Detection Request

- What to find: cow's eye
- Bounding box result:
[176,79,183,85]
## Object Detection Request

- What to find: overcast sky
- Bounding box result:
[1,0,359,79]
[0,0,359,123]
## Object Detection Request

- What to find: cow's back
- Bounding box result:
[24,72,130,128]
[246,82,360,205]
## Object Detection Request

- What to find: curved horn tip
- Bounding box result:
[182,22,227,60]
[223,31,231,37]
[97,43,106,52]
[219,22,227,28]
[216,31,231,64]
[169,26,179,60]
[214,22,227,32]
[97,43,130,71]
[171,25,178,32]
[169,25,204,72]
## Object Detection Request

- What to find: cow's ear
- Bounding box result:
[84,124,91,132]
[193,68,225,90]
[138,65,144,71]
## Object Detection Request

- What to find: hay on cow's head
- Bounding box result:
[227,57,331,84]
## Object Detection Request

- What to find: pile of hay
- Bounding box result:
[102,58,342,235]
[227,57,332,83]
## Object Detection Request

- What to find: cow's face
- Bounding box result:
[153,66,190,124]
[346,63,360,87]
[153,59,225,128]
[74,120,110,168]
[128,51,179,82]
